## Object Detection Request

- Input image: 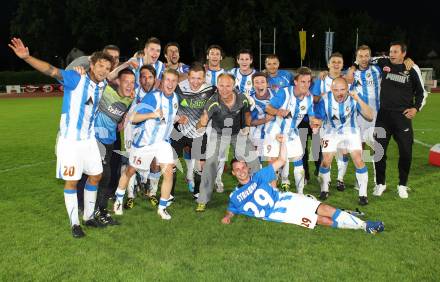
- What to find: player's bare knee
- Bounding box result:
[88,174,101,185]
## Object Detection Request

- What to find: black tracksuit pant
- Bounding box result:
[374,109,413,186]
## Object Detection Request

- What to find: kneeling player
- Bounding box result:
[221,134,384,235]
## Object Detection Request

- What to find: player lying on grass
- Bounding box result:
[221,134,384,234]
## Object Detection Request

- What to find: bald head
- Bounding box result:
[331,77,349,102]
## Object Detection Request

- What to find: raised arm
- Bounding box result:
[271,134,287,171]
[9,38,62,80]
[350,90,374,121]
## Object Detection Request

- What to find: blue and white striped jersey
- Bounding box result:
[205,68,225,86]
[131,90,179,148]
[229,68,256,95]
[250,89,274,141]
[264,86,315,139]
[315,91,361,135]
[58,70,106,141]
[311,75,334,96]
[135,58,165,86]
[267,70,294,92]
[352,65,381,113]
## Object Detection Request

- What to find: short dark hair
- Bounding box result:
[390,41,407,53]
[265,54,279,62]
[236,49,253,60]
[355,45,371,56]
[118,68,135,79]
[294,67,312,81]
[164,42,180,54]
[230,158,246,167]
[140,64,157,78]
[252,71,268,82]
[206,44,224,56]
[329,52,343,61]
[103,44,120,54]
[188,62,205,74]
[145,37,161,48]
[90,51,113,66]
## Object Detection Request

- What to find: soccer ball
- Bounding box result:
[305,194,317,201]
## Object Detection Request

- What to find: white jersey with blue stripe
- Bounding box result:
[229,68,256,95]
[134,58,165,86]
[227,165,297,223]
[264,86,315,139]
[311,75,351,97]
[58,70,106,141]
[205,68,225,86]
[352,65,381,113]
[315,91,361,135]
[131,90,179,148]
[250,89,274,141]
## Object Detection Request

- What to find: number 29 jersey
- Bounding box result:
[227,165,281,220]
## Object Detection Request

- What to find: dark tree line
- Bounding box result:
[6,0,438,71]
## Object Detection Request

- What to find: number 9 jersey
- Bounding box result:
[227,165,321,229]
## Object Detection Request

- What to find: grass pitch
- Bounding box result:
[0,96,439,281]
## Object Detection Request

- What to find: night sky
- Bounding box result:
[2,1,437,71]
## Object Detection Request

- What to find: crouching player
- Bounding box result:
[221,134,384,234]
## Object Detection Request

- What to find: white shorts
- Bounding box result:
[320,132,362,153]
[129,141,174,171]
[268,193,320,229]
[263,135,303,159]
[56,138,103,180]
[249,136,264,157]
[357,117,376,145]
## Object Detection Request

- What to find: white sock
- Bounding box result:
[332,209,366,230]
[281,162,290,182]
[337,155,349,181]
[356,166,368,197]
[83,183,97,221]
[115,188,126,205]
[293,160,305,194]
[127,175,136,198]
[149,172,161,196]
[158,198,168,210]
[185,159,195,182]
[64,189,79,226]
[319,166,330,192]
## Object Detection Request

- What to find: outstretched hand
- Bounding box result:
[8,38,30,60]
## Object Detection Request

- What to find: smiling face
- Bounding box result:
[237,53,253,72]
[165,45,180,65]
[231,160,251,184]
[162,71,179,96]
[294,74,311,96]
[356,49,371,70]
[140,68,155,92]
[217,75,235,100]
[90,59,112,82]
[207,48,222,68]
[389,45,406,64]
[265,58,279,76]
[252,75,268,97]
[328,56,343,74]
[144,43,161,64]
[188,70,205,91]
[118,73,135,97]
[331,78,348,103]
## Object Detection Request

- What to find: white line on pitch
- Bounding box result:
[0,160,55,173]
